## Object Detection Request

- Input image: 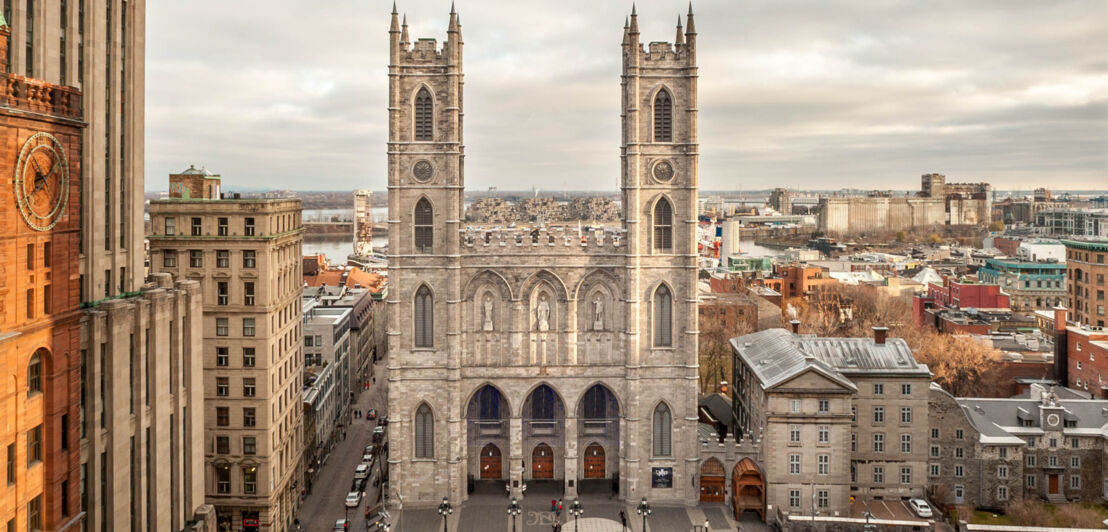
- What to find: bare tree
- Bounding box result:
[698,312,753,394]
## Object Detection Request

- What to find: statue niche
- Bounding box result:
[528,284,559,366]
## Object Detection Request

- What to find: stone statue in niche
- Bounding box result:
[592,296,604,330]
[482,295,494,332]
[536,294,550,332]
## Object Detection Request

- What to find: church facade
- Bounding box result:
[386,5,701,505]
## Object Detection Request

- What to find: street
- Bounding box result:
[296,359,390,531]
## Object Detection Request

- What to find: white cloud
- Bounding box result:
[145,0,1108,192]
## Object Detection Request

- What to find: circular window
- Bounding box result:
[412,160,434,182]
[653,160,674,182]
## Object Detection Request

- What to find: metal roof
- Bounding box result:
[731,329,929,392]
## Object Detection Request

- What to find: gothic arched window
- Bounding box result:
[414,198,433,254]
[530,385,555,420]
[653,198,673,252]
[477,386,502,420]
[414,285,434,348]
[582,385,609,420]
[415,404,434,458]
[653,284,673,347]
[653,89,673,142]
[27,352,42,395]
[414,88,434,141]
[653,403,672,456]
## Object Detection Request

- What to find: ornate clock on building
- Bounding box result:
[14,132,70,231]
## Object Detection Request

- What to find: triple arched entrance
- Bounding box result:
[465,383,621,491]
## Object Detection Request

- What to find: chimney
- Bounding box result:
[873,326,889,345]
[789,320,800,334]
[1053,306,1069,386]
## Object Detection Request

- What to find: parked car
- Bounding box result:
[372,425,386,444]
[364,444,377,456]
[351,476,367,492]
[354,464,370,480]
[333,519,349,531]
[362,452,375,464]
[345,491,362,508]
[909,498,932,518]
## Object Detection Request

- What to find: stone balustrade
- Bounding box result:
[460,226,626,253]
[2,76,83,120]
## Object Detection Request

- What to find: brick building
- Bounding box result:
[1063,239,1108,328]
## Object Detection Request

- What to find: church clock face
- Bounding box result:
[1046,413,1060,426]
[14,132,70,231]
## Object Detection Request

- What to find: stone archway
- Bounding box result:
[732,458,766,521]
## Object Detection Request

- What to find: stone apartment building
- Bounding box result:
[730,327,931,523]
[386,5,701,505]
[148,175,305,532]
[300,297,351,484]
[928,383,1108,509]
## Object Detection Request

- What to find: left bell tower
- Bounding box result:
[386,2,469,503]
[0,14,87,530]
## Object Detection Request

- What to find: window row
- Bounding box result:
[214,406,257,427]
[169,216,258,237]
[215,318,256,337]
[214,347,256,367]
[213,435,257,456]
[213,464,259,495]
[214,377,257,398]
[163,249,257,269]
[215,281,256,306]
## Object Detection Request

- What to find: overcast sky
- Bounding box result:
[146,1,1108,192]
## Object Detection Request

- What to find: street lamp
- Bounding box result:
[636,497,652,532]
[507,498,522,532]
[437,496,453,532]
[569,499,584,532]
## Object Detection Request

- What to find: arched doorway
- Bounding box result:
[466,385,510,489]
[583,443,605,479]
[732,458,766,521]
[532,444,554,479]
[700,458,726,503]
[480,443,502,479]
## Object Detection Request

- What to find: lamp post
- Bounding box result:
[636,497,652,532]
[507,498,521,532]
[569,499,583,532]
[437,497,453,532]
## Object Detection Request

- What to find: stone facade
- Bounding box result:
[148,196,305,532]
[465,196,620,224]
[731,329,931,523]
[386,6,700,506]
[1063,239,1108,328]
[927,384,1108,510]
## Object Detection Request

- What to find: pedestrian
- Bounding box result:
[619,509,627,530]
[704,518,711,530]
[551,500,557,513]
[557,499,563,517]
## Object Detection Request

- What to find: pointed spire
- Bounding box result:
[629,3,639,34]
[675,15,685,45]
[622,16,630,45]
[451,1,456,14]
[686,1,696,36]
[400,14,409,44]
[631,2,637,16]
[390,2,400,32]
[448,1,459,32]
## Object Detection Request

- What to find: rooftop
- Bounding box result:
[731,328,930,392]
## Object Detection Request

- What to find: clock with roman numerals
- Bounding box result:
[14,132,70,231]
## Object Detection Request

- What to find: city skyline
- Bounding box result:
[147,0,1107,192]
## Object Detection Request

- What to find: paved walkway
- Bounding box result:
[295,360,389,531]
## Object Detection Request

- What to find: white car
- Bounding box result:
[362,452,375,464]
[909,498,932,518]
[345,491,362,508]
[354,464,370,480]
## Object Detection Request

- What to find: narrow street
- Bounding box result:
[296,359,389,531]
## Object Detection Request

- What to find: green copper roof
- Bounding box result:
[1061,239,1108,252]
